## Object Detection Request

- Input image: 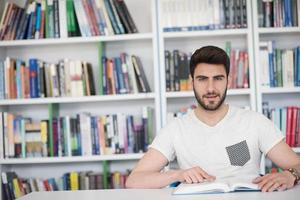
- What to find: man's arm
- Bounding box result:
[253,140,300,192]
[125,148,215,189]
[267,140,300,172]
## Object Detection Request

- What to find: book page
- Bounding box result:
[173,181,230,195]
[226,175,260,191]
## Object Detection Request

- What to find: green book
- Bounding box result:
[103,161,109,189]
[66,0,76,36]
[48,103,59,157]
[98,42,104,95]
[225,41,231,57]
[276,49,283,87]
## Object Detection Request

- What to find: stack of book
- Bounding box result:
[1,169,130,200]
[262,102,300,147]
[257,0,300,28]
[0,0,138,40]
[161,0,247,32]
[0,106,154,158]
[0,54,151,100]
[100,54,151,95]
[259,42,300,88]
[0,58,96,100]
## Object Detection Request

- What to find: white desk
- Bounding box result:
[18,185,300,200]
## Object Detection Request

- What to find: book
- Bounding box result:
[173,176,259,195]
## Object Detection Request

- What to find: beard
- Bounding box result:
[193,87,227,111]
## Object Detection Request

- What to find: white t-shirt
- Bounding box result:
[149,105,284,179]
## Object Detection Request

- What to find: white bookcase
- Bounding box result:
[157,0,256,126]
[251,0,300,174]
[0,0,160,193]
[0,0,299,198]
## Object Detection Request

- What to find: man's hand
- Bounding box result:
[252,171,296,192]
[177,167,216,184]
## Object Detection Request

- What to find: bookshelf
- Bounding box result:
[0,0,159,196]
[157,0,256,126]
[0,0,299,198]
[252,0,300,174]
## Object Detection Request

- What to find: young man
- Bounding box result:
[126,46,300,192]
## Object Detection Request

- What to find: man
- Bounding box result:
[125,46,300,192]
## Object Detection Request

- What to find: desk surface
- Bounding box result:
[18,185,300,200]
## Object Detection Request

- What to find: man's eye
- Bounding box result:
[215,77,223,80]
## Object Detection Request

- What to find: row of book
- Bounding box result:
[2,170,130,200]
[258,0,300,28]
[0,0,138,41]
[259,42,300,88]
[100,54,151,95]
[161,0,247,32]
[0,106,154,158]
[0,54,150,100]
[165,44,249,92]
[262,103,300,147]
[0,58,96,100]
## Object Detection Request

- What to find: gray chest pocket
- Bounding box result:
[226,140,250,166]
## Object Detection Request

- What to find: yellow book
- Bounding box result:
[13,178,23,198]
[40,121,48,157]
[70,172,79,191]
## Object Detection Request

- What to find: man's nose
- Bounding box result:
[207,79,215,92]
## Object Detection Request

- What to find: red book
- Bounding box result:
[39,5,45,39]
[84,0,100,35]
[24,66,30,98]
[290,107,298,147]
[286,107,293,146]
[43,180,51,191]
[296,109,300,147]
[243,52,249,88]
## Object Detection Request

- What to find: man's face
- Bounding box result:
[192,63,228,111]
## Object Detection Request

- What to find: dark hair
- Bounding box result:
[189,46,230,78]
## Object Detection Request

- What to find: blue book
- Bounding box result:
[29,59,39,98]
[296,47,300,86]
[92,116,100,155]
[126,115,134,153]
[48,178,59,191]
[284,0,293,27]
[35,3,42,39]
[104,0,120,34]
[0,61,5,99]
[26,11,33,39]
[115,57,126,94]
[268,41,275,87]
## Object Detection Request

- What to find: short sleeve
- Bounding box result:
[148,122,177,162]
[257,114,285,155]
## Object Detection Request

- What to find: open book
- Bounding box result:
[173,176,260,195]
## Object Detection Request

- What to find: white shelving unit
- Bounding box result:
[252,0,300,174]
[157,0,256,126]
[0,0,160,192]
